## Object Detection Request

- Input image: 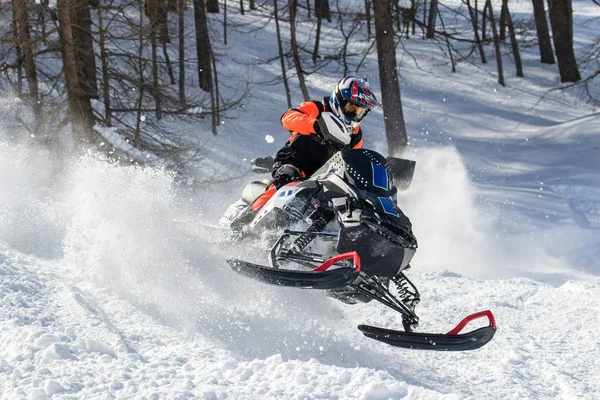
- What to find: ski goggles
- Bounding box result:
[343,101,369,122]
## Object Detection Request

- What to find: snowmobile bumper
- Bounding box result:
[358,310,496,351]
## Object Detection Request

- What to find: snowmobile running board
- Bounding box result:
[358,310,497,351]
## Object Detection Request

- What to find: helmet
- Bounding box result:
[329,76,380,126]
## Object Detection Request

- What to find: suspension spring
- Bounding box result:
[393,272,420,307]
[292,208,333,252]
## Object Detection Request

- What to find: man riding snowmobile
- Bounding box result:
[250,76,380,212]
[219,77,497,351]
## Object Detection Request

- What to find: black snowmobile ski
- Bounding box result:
[228,252,496,352]
[358,310,496,351]
[227,256,360,290]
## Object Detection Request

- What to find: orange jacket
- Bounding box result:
[281,101,363,149]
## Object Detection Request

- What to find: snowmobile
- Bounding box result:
[220,113,496,351]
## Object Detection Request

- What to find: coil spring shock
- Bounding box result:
[393,272,420,307]
[292,207,333,252]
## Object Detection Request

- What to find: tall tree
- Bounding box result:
[207,0,219,12]
[312,0,324,64]
[372,0,408,153]
[11,0,24,96]
[547,0,580,82]
[315,0,331,22]
[97,3,112,125]
[503,0,523,77]
[57,0,96,146]
[289,0,310,101]
[274,0,292,108]
[13,0,42,128]
[71,0,98,100]
[178,0,186,104]
[531,0,555,64]
[486,0,505,86]
[465,0,487,64]
[426,0,437,39]
[193,0,213,92]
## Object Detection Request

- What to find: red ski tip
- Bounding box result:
[446,310,496,335]
[313,251,361,272]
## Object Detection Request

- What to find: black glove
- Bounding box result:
[272,164,303,190]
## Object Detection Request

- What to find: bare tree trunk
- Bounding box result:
[250,0,256,10]
[206,0,219,12]
[240,0,245,14]
[178,0,186,104]
[438,12,455,72]
[97,3,112,125]
[289,0,310,101]
[194,0,217,133]
[531,0,555,64]
[372,0,408,153]
[395,0,402,32]
[71,0,98,100]
[14,0,42,128]
[313,0,323,64]
[499,0,507,41]
[426,0,437,39]
[504,0,523,77]
[364,0,372,39]
[274,0,292,108]
[193,0,213,92]
[57,0,96,146]
[210,48,219,134]
[486,0,505,86]
[224,0,228,43]
[315,0,331,22]
[151,28,162,119]
[422,0,427,38]
[161,40,175,84]
[481,0,488,42]
[11,0,23,96]
[465,0,487,63]
[411,0,417,35]
[547,0,580,82]
[135,0,145,141]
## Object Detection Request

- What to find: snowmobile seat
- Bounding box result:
[242,181,269,204]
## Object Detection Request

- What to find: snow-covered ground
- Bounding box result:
[1,1,600,399]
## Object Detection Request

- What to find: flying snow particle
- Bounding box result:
[265,135,275,143]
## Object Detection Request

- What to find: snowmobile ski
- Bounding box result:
[227,253,360,290]
[358,310,496,351]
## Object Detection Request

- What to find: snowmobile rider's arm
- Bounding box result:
[281,101,363,149]
[280,102,322,135]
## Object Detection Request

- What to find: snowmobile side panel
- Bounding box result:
[227,259,359,289]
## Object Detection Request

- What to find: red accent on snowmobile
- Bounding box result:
[313,251,361,272]
[446,310,496,335]
[251,185,276,213]
[251,181,303,213]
